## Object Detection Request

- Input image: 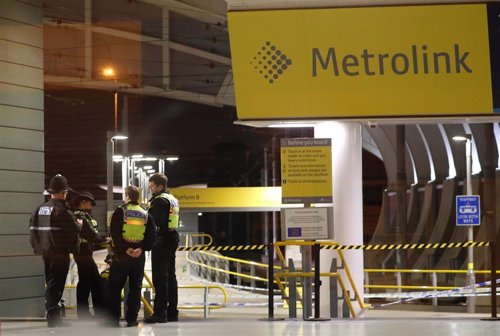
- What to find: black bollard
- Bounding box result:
[259,243,284,321]
[482,240,500,321]
[314,243,321,319]
[305,242,330,321]
[268,243,274,319]
[491,240,497,318]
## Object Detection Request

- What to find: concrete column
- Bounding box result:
[315,122,364,317]
[0,0,45,317]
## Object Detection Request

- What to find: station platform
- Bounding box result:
[3,250,499,335]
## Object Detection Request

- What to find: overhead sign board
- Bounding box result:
[456,195,481,226]
[170,187,294,211]
[280,138,332,204]
[228,4,498,120]
[282,207,331,240]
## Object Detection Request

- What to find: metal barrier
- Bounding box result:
[186,250,281,287]
[364,268,500,306]
[184,232,213,248]
[142,269,227,318]
[63,237,497,317]
[274,240,369,318]
[64,272,227,318]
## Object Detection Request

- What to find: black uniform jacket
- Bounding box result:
[148,193,172,236]
[29,198,81,255]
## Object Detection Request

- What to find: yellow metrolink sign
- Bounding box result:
[228,4,493,120]
[170,187,285,210]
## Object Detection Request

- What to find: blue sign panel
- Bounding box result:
[287,227,302,237]
[456,195,480,226]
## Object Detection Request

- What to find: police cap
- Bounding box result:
[48,174,70,194]
[78,191,96,206]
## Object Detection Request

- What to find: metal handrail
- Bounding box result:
[141,273,227,317]
[274,240,368,310]
[365,284,458,290]
[200,251,282,270]
[184,232,213,247]
[363,268,500,300]
[274,271,357,317]
[365,268,500,274]
[64,273,227,316]
[177,285,227,311]
[186,252,269,283]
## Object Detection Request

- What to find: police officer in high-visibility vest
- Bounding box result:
[29,174,81,328]
[70,191,109,318]
[144,173,180,324]
[105,185,156,327]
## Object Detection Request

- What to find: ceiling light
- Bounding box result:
[268,123,315,128]
[452,135,471,142]
[102,67,115,77]
[166,156,179,161]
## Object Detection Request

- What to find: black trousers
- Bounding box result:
[106,253,145,324]
[151,231,179,319]
[42,253,70,322]
[74,244,104,317]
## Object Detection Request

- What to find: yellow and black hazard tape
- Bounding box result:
[321,241,489,251]
[177,241,489,252]
[177,244,267,252]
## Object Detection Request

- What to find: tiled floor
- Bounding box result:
[2,308,500,336]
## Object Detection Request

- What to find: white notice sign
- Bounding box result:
[283,207,330,240]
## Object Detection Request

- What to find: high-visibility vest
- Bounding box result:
[155,193,180,229]
[122,203,148,242]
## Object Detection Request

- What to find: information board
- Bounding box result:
[280,138,332,204]
[282,207,331,240]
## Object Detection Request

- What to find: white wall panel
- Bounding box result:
[0,0,44,26]
[0,39,43,68]
[0,192,44,213]
[0,105,43,130]
[0,83,44,110]
[0,236,36,256]
[0,255,43,278]
[0,149,44,172]
[0,277,45,301]
[0,171,44,193]
[0,297,45,317]
[0,127,44,152]
[0,214,33,235]
[0,17,43,48]
[0,62,43,89]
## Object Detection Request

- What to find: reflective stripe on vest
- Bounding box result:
[122,204,148,242]
[155,193,180,229]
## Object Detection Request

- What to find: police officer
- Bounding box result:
[105,185,156,327]
[144,173,180,324]
[29,174,81,327]
[70,191,108,318]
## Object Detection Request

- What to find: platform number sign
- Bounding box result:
[456,195,480,226]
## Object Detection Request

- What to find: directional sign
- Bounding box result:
[456,195,480,226]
